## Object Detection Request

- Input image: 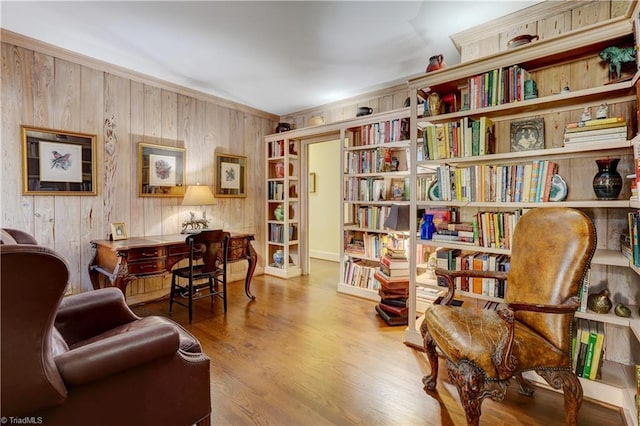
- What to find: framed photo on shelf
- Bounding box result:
[510,118,544,152]
[110,222,128,241]
[21,125,97,195]
[215,153,247,198]
[138,143,185,197]
[390,178,406,201]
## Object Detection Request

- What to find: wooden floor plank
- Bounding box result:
[133,259,624,426]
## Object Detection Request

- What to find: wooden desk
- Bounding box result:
[89,233,257,301]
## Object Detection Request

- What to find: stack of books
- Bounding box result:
[563,117,627,146]
[572,318,605,381]
[374,249,409,326]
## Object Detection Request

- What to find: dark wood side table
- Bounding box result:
[89,233,257,301]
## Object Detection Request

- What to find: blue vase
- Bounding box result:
[273,250,284,268]
[421,214,435,240]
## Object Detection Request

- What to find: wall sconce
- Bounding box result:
[181,183,216,234]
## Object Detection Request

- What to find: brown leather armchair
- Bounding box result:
[1,243,211,426]
[421,207,596,426]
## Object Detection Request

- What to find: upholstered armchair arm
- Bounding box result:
[54,323,180,387]
[508,296,581,314]
[435,267,508,305]
[55,288,140,346]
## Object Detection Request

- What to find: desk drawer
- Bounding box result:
[128,260,165,275]
[127,247,166,261]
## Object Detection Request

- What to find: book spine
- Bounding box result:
[565,116,625,128]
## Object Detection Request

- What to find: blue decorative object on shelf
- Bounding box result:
[421,214,436,240]
[273,249,284,268]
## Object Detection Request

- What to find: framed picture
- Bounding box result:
[510,118,544,152]
[21,125,97,195]
[215,153,247,198]
[138,143,185,197]
[110,222,128,241]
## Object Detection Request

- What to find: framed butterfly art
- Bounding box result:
[21,126,97,195]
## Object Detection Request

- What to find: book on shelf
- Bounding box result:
[588,321,605,381]
[564,125,627,137]
[380,298,407,308]
[578,268,591,313]
[377,286,408,300]
[375,304,408,326]
[379,264,410,278]
[374,270,409,289]
[565,116,625,129]
[380,254,409,268]
[377,301,409,317]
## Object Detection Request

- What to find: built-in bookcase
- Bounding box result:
[264,135,302,278]
[338,110,412,301]
[405,6,640,422]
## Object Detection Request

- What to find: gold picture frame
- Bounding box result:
[138,143,186,197]
[215,153,247,198]
[110,222,128,240]
[21,125,97,195]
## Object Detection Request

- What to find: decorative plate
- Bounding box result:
[549,174,568,202]
[428,180,440,201]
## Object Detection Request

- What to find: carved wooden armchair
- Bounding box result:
[421,207,595,426]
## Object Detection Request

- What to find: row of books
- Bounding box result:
[267,139,288,158]
[353,205,393,230]
[625,212,640,267]
[434,248,510,298]
[572,318,605,381]
[268,223,295,244]
[342,259,379,291]
[267,181,285,201]
[345,146,409,174]
[563,119,628,146]
[464,64,531,110]
[344,230,389,259]
[434,160,560,203]
[344,176,410,202]
[351,118,410,146]
[421,116,494,160]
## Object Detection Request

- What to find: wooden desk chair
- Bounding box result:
[421,207,596,426]
[170,229,230,323]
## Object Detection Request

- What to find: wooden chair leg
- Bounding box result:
[222,275,227,313]
[447,360,508,426]
[538,370,582,426]
[422,332,439,391]
[169,274,176,315]
[188,278,193,324]
[514,372,535,396]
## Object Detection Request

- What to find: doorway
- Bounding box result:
[301,136,341,274]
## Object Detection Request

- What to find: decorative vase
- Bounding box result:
[425,54,445,72]
[592,158,622,200]
[274,204,285,221]
[420,214,436,240]
[273,249,284,268]
[275,162,285,178]
[587,289,613,314]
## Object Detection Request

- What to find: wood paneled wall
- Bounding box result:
[1,39,276,299]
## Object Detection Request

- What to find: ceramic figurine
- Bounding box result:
[596,103,608,119]
[580,107,591,122]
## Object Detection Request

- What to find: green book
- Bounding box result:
[582,321,598,379]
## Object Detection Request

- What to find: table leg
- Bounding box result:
[244,242,257,300]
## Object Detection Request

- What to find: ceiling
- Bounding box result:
[1,1,541,116]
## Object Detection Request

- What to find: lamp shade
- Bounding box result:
[384,204,410,231]
[182,185,216,206]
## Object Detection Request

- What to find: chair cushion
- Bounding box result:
[67,316,202,354]
[424,305,569,379]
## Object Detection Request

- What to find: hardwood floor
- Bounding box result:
[133,259,624,426]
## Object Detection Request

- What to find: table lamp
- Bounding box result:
[181,183,216,233]
[383,204,410,251]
